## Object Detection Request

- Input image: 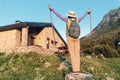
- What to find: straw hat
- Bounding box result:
[67,11,76,17]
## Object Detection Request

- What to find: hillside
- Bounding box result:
[81,7,120,57]
[0,52,120,80]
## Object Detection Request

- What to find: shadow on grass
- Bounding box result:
[56,54,72,77]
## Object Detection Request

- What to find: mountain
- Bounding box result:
[81,7,120,57]
[94,7,120,32]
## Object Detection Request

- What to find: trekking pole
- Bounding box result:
[49,7,56,45]
[89,13,92,35]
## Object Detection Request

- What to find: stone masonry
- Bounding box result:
[21,27,28,47]
[0,23,66,54]
[0,29,18,52]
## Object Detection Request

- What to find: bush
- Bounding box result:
[103,45,119,57]
[117,47,120,54]
[84,48,93,55]
[93,44,119,58]
[93,44,104,55]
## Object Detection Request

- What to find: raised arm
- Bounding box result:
[48,5,67,22]
[78,8,91,23]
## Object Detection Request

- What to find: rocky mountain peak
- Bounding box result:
[95,7,120,31]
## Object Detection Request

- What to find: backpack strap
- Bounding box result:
[67,18,78,30]
[66,18,78,37]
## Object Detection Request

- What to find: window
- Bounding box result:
[51,40,54,44]
[55,41,58,45]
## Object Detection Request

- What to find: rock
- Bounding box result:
[90,67,94,72]
[86,56,92,59]
[5,46,55,55]
[44,62,51,68]
[87,66,94,72]
[65,72,93,80]
[97,54,105,59]
[57,61,70,71]
[106,77,114,80]
[34,68,40,71]
[11,67,17,72]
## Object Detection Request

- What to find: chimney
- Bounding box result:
[15,20,22,24]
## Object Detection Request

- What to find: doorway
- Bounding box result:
[46,38,50,49]
[30,36,35,45]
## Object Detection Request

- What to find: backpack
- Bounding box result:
[67,19,80,38]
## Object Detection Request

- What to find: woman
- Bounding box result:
[48,5,91,72]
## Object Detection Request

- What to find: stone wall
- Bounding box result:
[42,27,65,51]
[21,27,28,47]
[0,29,18,52]
[34,28,46,48]
[15,29,21,47]
[0,27,66,54]
[16,46,55,55]
[33,27,65,51]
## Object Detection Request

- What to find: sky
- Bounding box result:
[0,0,120,40]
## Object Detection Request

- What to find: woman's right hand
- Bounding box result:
[48,4,53,11]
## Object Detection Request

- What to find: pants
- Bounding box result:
[67,36,80,72]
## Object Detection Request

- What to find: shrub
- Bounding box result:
[117,47,120,54]
[84,48,93,55]
[93,44,104,55]
[93,44,119,58]
[103,44,119,57]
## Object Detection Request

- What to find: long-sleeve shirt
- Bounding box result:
[52,9,88,23]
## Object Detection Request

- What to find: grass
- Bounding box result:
[81,57,120,79]
[0,52,63,80]
[0,52,120,80]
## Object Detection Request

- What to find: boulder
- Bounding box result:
[65,72,93,80]
[106,77,114,80]
[57,61,70,71]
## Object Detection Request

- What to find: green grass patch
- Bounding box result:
[0,52,120,80]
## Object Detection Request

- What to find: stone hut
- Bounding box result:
[0,21,66,54]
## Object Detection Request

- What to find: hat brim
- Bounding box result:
[66,14,76,17]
